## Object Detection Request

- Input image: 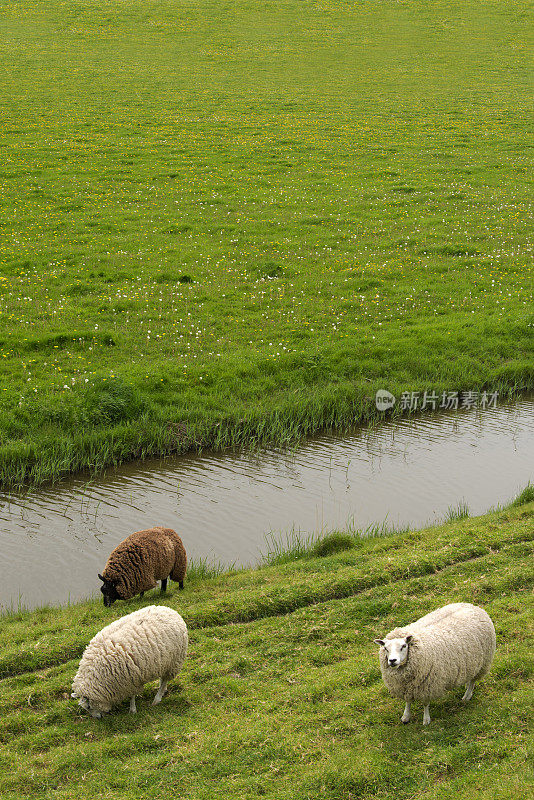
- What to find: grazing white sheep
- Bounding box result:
[374,602,496,725]
[72,605,188,717]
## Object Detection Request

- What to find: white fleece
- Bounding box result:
[72,605,188,714]
[378,603,496,703]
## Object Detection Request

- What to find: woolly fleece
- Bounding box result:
[378,602,496,703]
[102,527,187,599]
[72,605,188,713]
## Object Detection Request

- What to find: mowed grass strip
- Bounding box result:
[1,0,533,488]
[0,504,532,798]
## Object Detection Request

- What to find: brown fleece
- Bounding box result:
[102,527,187,599]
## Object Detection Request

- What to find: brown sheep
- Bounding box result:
[98,527,187,606]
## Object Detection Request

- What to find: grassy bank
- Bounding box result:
[1,0,533,488]
[0,503,532,798]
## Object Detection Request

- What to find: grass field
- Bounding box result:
[1,0,533,487]
[0,501,532,798]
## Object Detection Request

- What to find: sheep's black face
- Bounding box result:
[98,575,120,607]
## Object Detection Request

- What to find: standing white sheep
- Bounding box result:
[374,602,496,725]
[72,605,188,717]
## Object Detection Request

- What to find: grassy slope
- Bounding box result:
[0,503,532,799]
[1,0,533,487]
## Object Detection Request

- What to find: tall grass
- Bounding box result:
[262,528,319,565]
[507,482,534,508]
[186,556,233,583]
[444,500,470,522]
[262,519,412,565]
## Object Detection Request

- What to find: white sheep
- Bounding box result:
[71,605,188,717]
[374,602,496,725]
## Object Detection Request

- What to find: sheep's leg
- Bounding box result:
[139,592,144,598]
[179,580,184,590]
[462,680,474,702]
[129,696,137,714]
[422,705,431,726]
[161,578,168,593]
[152,679,168,705]
[401,702,411,724]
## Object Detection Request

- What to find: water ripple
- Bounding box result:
[0,398,533,612]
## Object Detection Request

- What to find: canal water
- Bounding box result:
[0,396,532,612]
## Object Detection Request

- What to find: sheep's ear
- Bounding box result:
[405,635,413,644]
[71,692,78,698]
[98,573,104,582]
[374,639,386,647]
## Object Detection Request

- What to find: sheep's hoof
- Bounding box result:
[462,683,474,702]
[401,716,411,724]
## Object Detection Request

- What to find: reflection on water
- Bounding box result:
[0,397,533,611]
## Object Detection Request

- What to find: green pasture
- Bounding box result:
[1,0,532,487]
[0,502,532,798]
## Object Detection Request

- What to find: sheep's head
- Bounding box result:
[98,573,120,607]
[374,635,413,669]
[71,691,110,718]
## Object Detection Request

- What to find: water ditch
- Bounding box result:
[0,396,532,612]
